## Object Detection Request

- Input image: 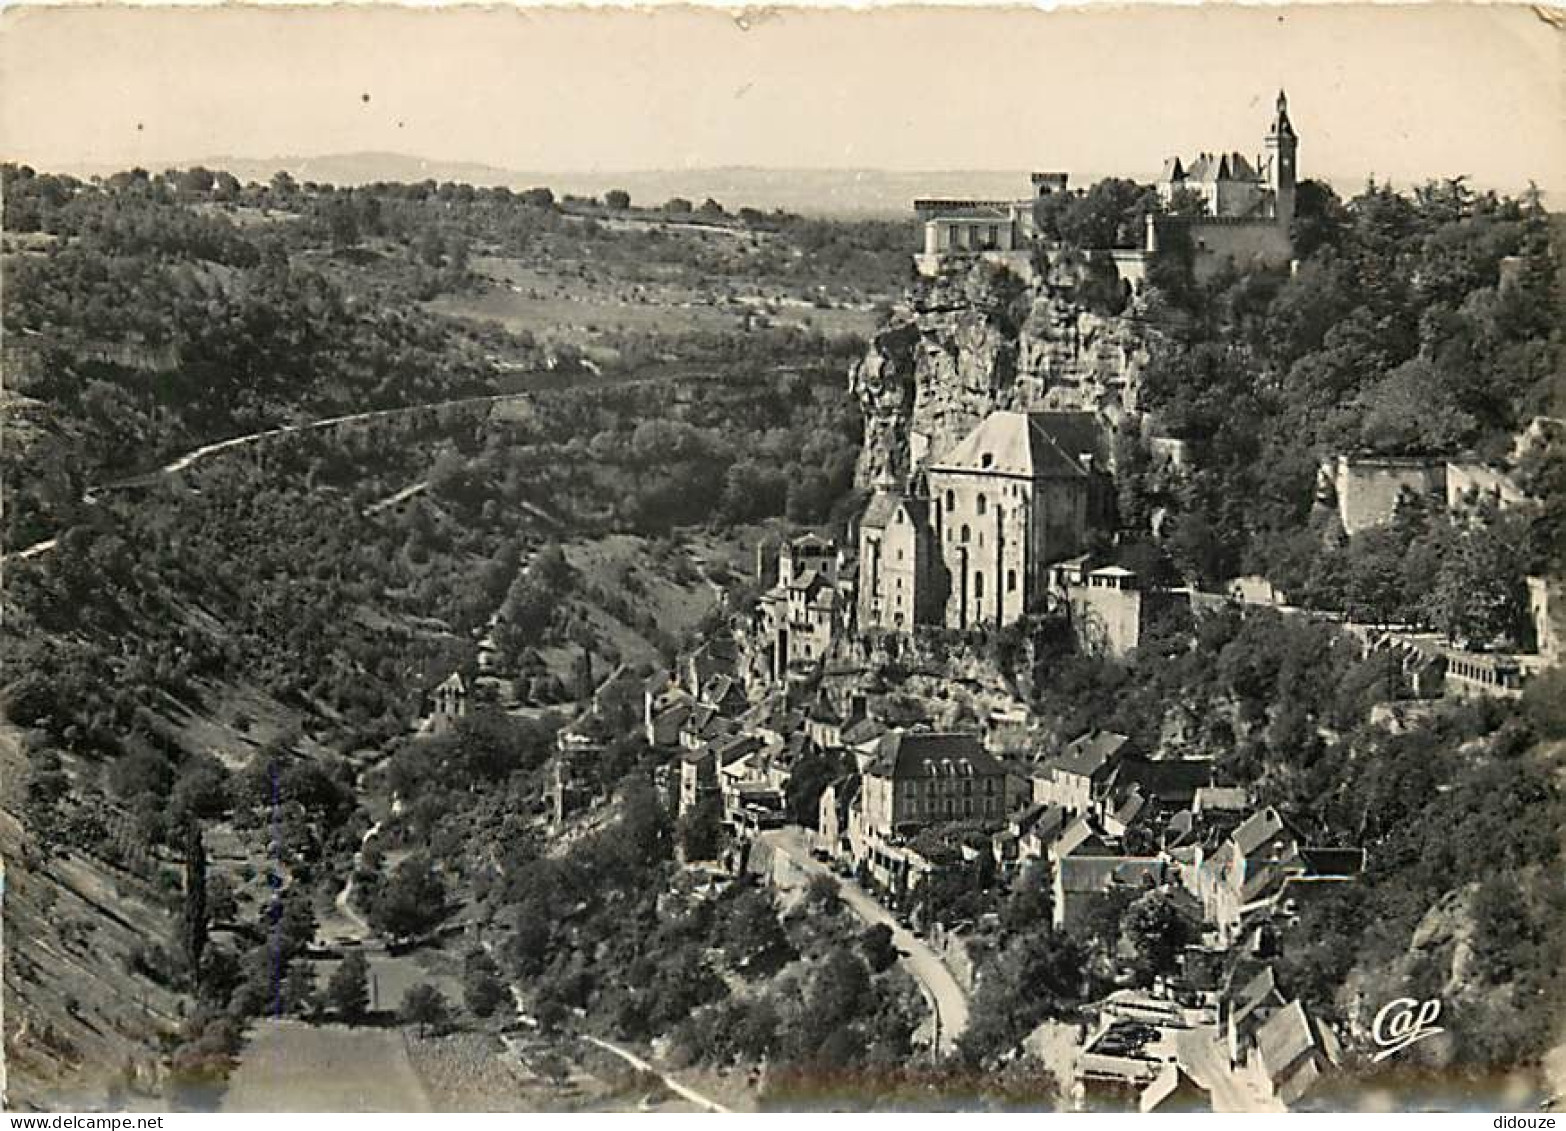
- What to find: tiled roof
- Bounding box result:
[1194,786,1249,812]
[929,411,1091,480]
[843,717,887,746]
[1032,411,1108,467]
[1298,847,1365,877]
[860,491,903,531]
[1256,1000,1318,1080]
[1112,790,1148,826]
[1113,757,1214,807]
[1054,730,1129,779]
[1230,966,1283,1029]
[1232,807,1290,858]
[1058,855,1166,894]
[1055,816,1112,859]
[864,729,995,776]
[868,730,1002,779]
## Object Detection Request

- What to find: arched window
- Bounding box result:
[974,572,985,599]
[960,524,970,544]
[945,490,955,511]
[977,493,987,516]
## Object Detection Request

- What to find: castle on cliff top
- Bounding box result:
[914,91,1300,287]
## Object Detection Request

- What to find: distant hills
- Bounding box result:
[50,151,1459,217]
[59,152,1136,218]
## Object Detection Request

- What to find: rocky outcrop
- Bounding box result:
[850,261,1156,488]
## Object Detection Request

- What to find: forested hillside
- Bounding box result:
[1124,178,1563,597]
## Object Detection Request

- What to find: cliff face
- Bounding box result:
[849,262,1156,488]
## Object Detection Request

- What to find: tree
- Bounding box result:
[182,818,209,977]
[804,873,843,915]
[784,750,841,828]
[463,950,507,1018]
[206,873,239,925]
[859,923,897,973]
[1429,513,1528,646]
[721,889,790,970]
[401,982,452,1037]
[370,855,448,939]
[664,197,693,215]
[678,795,724,861]
[958,930,1085,1066]
[282,963,318,1018]
[604,189,630,210]
[324,951,370,1023]
[1119,891,1190,983]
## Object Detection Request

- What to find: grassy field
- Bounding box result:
[221,1020,432,1111]
[426,255,879,353]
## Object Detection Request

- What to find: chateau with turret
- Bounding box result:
[914,91,1300,286]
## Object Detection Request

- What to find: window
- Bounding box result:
[977,494,987,516]
[897,548,904,561]
[961,524,971,544]
[974,572,985,599]
[981,453,993,469]
[984,798,995,816]
[1007,569,1017,593]
[945,490,955,511]
[964,797,973,816]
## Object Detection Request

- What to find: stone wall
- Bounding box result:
[1324,454,1447,535]
[1160,215,1291,282]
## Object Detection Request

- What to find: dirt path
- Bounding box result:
[320,819,382,942]
[579,1035,730,1113]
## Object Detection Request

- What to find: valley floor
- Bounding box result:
[220,1021,432,1112]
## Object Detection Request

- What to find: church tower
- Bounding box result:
[1265,89,1299,232]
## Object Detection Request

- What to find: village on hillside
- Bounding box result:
[403,92,1564,1113]
[4,10,1563,1114]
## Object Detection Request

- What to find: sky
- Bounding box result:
[1,3,1561,195]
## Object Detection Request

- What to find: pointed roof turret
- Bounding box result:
[1271,89,1296,139]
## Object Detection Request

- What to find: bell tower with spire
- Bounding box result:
[1265,89,1299,233]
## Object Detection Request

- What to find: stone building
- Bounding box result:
[911,92,1298,284]
[1147,91,1298,281]
[428,671,468,735]
[857,410,1102,632]
[857,730,1014,839]
[755,533,848,678]
[1529,576,1564,666]
[1321,454,1447,535]
[857,493,939,631]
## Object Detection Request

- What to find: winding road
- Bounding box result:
[6,389,545,563]
[756,826,970,1057]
